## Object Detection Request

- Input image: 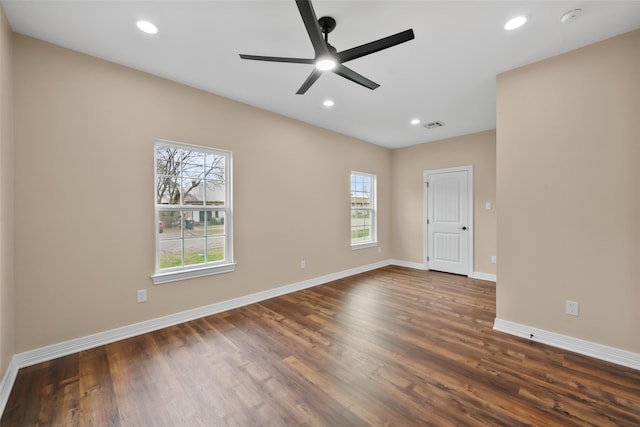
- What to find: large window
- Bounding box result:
[351,172,377,248]
[153,140,233,284]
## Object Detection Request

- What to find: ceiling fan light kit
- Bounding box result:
[315,57,336,71]
[239,0,414,94]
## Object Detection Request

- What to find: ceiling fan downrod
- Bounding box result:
[318,16,336,44]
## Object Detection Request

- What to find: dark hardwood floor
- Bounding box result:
[2,266,640,426]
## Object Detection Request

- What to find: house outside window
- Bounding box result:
[153,140,233,284]
[351,172,377,248]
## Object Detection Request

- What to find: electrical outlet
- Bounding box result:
[137,289,147,303]
[378,246,382,253]
[566,300,579,316]
[491,255,497,264]
[300,260,306,269]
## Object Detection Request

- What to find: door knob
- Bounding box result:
[460,226,467,230]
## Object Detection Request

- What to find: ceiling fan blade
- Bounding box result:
[296,68,323,94]
[333,64,379,90]
[239,54,314,64]
[337,29,415,63]
[295,0,330,56]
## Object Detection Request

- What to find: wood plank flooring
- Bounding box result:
[2,266,640,426]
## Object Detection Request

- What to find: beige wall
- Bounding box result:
[391,130,497,275]
[496,30,640,352]
[13,35,391,352]
[0,6,15,380]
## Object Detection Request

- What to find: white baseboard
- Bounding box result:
[390,261,496,283]
[470,272,496,282]
[0,259,392,417]
[494,318,640,371]
[15,260,392,369]
[0,357,19,417]
[390,259,426,270]
[15,263,634,415]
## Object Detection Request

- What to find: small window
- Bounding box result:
[351,172,377,248]
[153,140,233,284]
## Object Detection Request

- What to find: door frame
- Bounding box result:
[423,165,474,276]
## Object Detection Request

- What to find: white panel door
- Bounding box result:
[426,169,470,275]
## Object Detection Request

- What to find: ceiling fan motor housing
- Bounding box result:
[318,16,336,34]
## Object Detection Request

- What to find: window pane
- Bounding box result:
[182,179,204,206]
[159,239,182,269]
[207,236,225,262]
[183,238,206,266]
[156,146,181,177]
[207,211,225,235]
[159,210,182,238]
[182,151,205,179]
[205,154,225,180]
[183,210,204,237]
[205,180,225,205]
[157,177,180,205]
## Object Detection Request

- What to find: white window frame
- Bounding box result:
[350,171,377,249]
[152,139,234,284]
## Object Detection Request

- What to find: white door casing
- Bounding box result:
[424,166,473,275]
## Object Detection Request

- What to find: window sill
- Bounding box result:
[151,263,236,285]
[351,241,378,250]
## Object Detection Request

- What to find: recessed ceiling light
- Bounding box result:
[136,20,158,35]
[323,99,335,107]
[504,16,527,31]
[410,119,421,125]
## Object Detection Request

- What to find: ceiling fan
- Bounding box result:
[239,0,415,94]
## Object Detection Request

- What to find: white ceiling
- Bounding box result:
[3,1,640,149]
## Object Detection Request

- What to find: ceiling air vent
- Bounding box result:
[422,121,445,129]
